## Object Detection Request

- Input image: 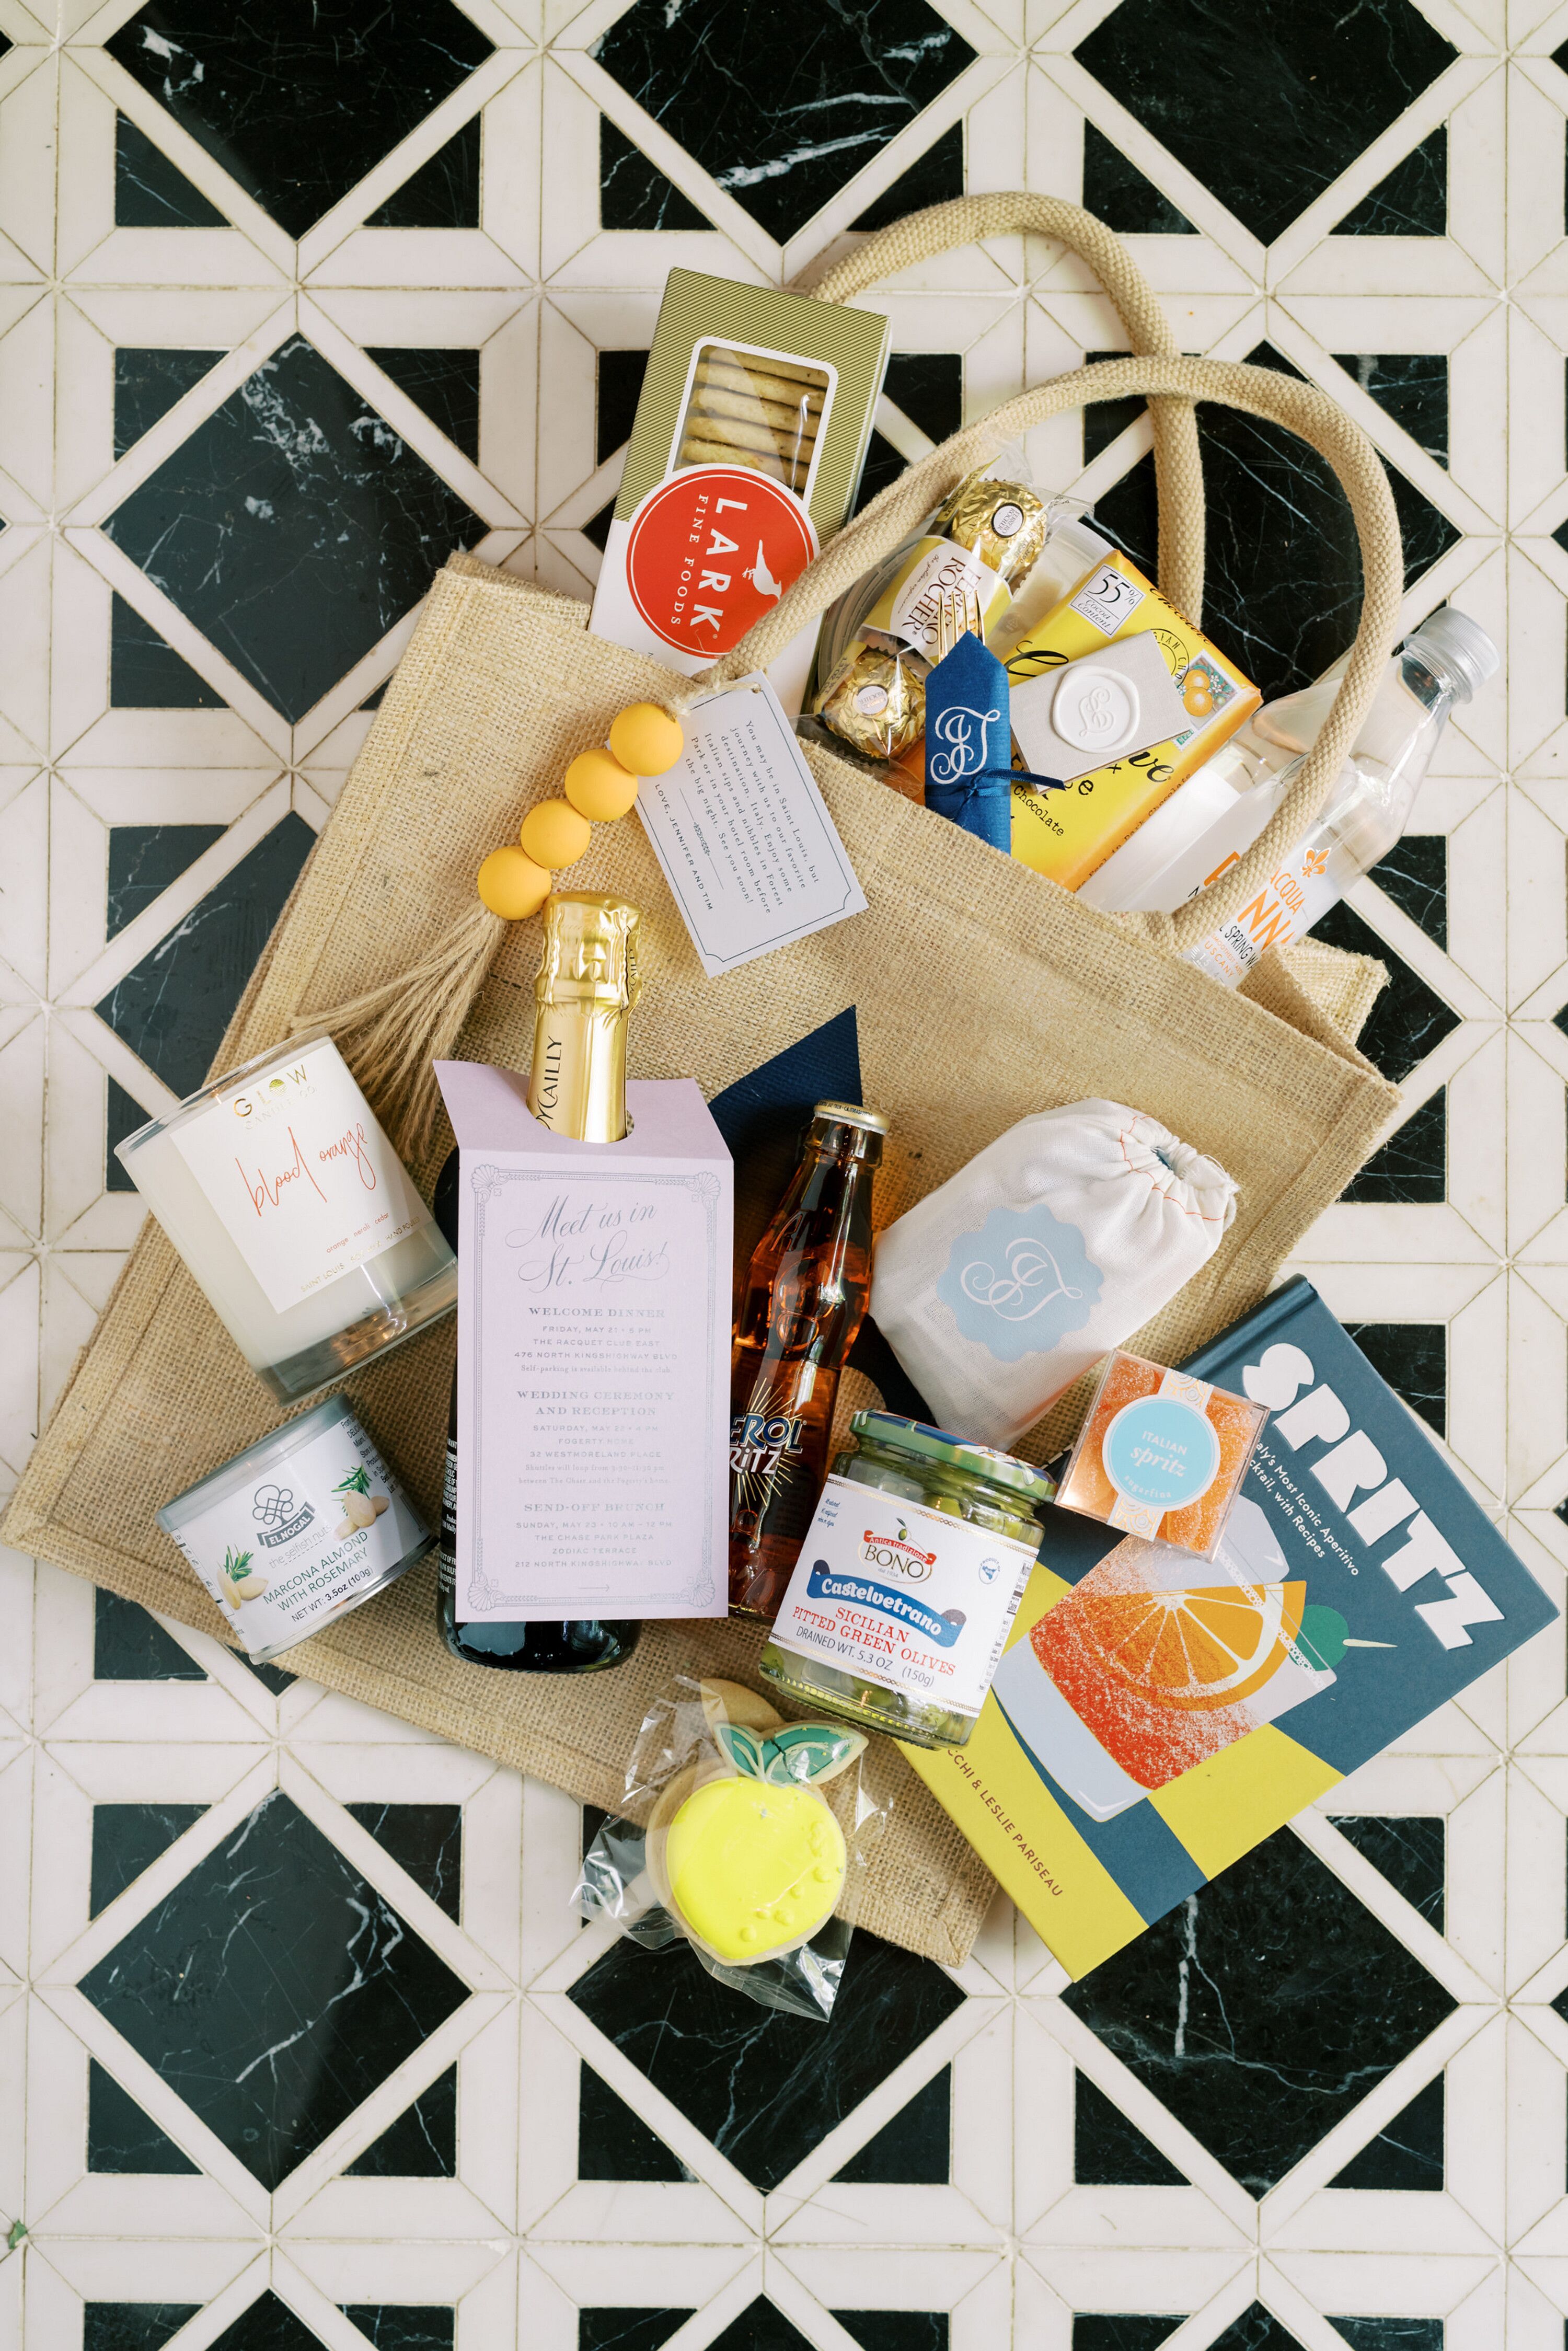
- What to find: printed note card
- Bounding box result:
[434,1062,732,1623]
[636,673,867,977]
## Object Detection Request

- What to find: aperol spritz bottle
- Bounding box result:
[728,1102,887,1622]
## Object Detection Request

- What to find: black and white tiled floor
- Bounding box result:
[2,0,1566,2344]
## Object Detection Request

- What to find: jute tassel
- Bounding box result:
[293,900,504,1166]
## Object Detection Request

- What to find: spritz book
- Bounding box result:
[905,1276,1559,1976]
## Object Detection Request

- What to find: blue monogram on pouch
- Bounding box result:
[936,1199,1104,1363]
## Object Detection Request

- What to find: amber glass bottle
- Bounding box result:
[728,1101,888,1621]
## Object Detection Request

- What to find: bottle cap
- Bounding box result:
[1406,607,1498,703]
[813,1101,889,1134]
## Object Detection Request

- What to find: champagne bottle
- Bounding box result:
[436,892,641,1674]
[728,1101,887,1621]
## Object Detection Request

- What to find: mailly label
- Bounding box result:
[625,464,816,658]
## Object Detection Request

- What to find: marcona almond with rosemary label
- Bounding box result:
[157,1396,433,1664]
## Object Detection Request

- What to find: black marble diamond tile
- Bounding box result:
[590,0,976,243]
[1334,129,1446,235]
[709,2301,813,2351]
[1063,1828,1456,2198]
[1343,1089,1446,1206]
[851,120,963,229]
[94,1587,204,1679]
[206,2294,324,2350]
[345,1801,461,1920]
[241,1655,296,1696]
[368,114,480,228]
[579,2318,694,2351]
[365,349,480,464]
[344,2063,455,2175]
[106,3,494,244]
[114,111,225,227]
[340,2311,454,2351]
[1333,355,1447,467]
[834,2319,947,2351]
[854,352,965,513]
[95,812,315,1099]
[107,823,225,940]
[114,349,225,462]
[1089,342,1460,700]
[1082,121,1194,234]
[1309,902,1461,1088]
[600,117,710,231]
[107,1076,153,1194]
[79,1789,469,2190]
[598,350,652,465]
[85,2307,202,2351]
[87,2058,198,2173]
[1345,1321,1446,1438]
[1330,1815,1444,1930]
[583,501,616,555]
[90,1803,207,1918]
[1074,2069,1185,2186]
[110,593,225,709]
[1331,2325,1443,2350]
[569,1928,964,2192]
[103,338,485,722]
[1075,0,1455,247]
[579,2062,693,2181]
[1210,2313,1307,2351]
[833,2064,950,2182]
[1329,2073,1444,2189]
[1073,2325,1183,2351]
[1370,834,1447,948]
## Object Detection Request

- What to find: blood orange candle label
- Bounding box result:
[769,1474,1040,1716]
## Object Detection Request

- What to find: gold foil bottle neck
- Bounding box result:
[527,893,641,1143]
[533,890,641,1013]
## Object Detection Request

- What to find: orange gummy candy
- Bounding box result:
[1058,1350,1264,1559]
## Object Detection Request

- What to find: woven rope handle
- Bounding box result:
[810,194,1204,621]
[694,350,1403,954]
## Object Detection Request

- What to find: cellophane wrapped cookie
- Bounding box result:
[575,1676,893,2022]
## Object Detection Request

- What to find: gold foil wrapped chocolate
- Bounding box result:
[814,645,925,759]
[932,474,1046,587]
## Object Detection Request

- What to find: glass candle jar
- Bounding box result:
[760,1411,1056,1750]
[117,1032,456,1403]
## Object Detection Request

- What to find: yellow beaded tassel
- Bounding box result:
[305,702,686,1164]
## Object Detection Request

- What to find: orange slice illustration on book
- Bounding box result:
[1052,1577,1308,1712]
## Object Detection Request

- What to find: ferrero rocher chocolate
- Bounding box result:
[932,474,1047,587]
[814,644,925,759]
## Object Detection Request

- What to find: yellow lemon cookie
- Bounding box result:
[665,1777,847,1963]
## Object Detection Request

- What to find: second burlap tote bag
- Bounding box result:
[4,198,1406,1970]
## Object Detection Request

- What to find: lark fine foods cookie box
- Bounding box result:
[589,269,890,712]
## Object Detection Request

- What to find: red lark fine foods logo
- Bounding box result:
[625,465,817,655]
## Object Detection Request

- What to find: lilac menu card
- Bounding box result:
[434,1061,733,1622]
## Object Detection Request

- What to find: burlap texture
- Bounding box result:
[5,201,1408,1969]
[5,549,1400,1970]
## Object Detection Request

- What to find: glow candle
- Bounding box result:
[117,1032,456,1403]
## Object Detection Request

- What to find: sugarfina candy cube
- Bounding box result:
[1057,1349,1265,1559]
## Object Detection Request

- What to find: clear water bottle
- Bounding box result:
[1184,608,1498,987]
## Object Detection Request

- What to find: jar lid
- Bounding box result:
[157,1393,352,1531]
[850,1410,1056,1504]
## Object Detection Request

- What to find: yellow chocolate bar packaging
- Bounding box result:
[1006,548,1260,892]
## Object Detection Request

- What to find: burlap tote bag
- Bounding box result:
[5,197,1406,1970]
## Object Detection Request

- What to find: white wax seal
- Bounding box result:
[991,501,1025,538]
[1052,663,1138,756]
[855,683,890,716]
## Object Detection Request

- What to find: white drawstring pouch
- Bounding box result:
[870,1101,1239,1450]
